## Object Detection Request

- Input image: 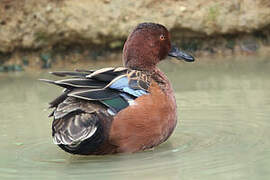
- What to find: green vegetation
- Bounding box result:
[34,31,49,43]
[0,64,23,72]
[208,5,220,22]
[40,52,52,69]
[180,40,203,52]
[22,56,29,66]
[226,39,236,50]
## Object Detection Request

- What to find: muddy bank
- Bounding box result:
[0,0,270,71]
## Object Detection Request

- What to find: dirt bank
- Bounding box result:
[0,0,270,71]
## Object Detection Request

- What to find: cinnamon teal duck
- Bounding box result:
[42,22,195,155]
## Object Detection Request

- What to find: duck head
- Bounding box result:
[123,22,194,70]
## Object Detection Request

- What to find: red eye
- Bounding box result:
[160,34,165,41]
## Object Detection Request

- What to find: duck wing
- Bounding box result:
[42,67,152,154]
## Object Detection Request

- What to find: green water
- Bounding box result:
[0,59,270,179]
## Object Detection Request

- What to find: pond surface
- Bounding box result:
[0,58,270,179]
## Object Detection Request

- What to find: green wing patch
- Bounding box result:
[101,96,129,113]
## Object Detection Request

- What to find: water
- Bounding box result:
[0,58,270,179]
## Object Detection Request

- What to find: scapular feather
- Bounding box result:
[55,79,108,88]
[68,88,120,101]
[87,73,119,82]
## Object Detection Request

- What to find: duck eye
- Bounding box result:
[160,34,165,41]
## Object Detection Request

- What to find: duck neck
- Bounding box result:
[124,58,157,72]
[151,67,173,94]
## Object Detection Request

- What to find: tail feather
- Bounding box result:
[51,97,111,154]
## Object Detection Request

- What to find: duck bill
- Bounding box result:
[168,45,195,62]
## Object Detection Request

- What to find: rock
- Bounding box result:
[240,37,259,53]
[0,0,270,53]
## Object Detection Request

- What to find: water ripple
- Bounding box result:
[1,62,270,179]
